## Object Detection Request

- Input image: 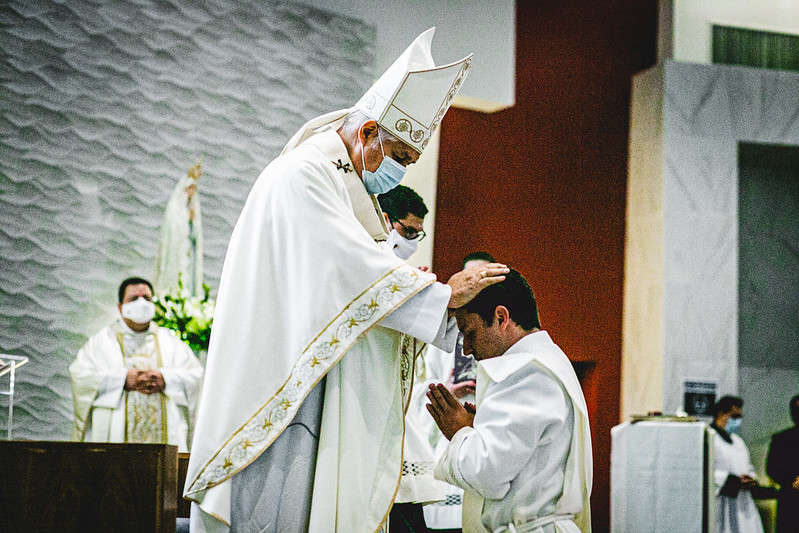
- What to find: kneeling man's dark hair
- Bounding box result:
[462,268,541,330]
[461,251,495,268]
[118,277,154,303]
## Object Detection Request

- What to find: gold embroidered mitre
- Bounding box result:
[355,27,472,154]
[282,27,472,156]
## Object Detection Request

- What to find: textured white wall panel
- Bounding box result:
[0,0,374,440]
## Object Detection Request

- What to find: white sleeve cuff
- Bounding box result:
[434,426,476,490]
[92,368,127,408]
[160,369,188,406]
[380,282,453,346]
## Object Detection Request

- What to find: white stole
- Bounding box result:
[462,332,593,533]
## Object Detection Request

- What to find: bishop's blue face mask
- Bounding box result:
[726,417,742,435]
[361,129,406,195]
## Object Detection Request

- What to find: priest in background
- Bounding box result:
[69,277,204,452]
[766,394,799,533]
[185,28,508,532]
[378,184,429,261]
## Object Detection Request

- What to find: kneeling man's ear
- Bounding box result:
[495,306,511,327]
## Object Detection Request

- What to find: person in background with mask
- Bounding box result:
[710,396,765,533]
[766,394,799,533]
[379,183,443,532]
[69,277,204,452]
[379,184,428,261]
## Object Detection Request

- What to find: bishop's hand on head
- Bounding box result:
[446,262,509,309]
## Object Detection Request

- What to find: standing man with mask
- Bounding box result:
[766,394,799,533]
[379,184,428,261]
[69,277,204,452]
[380,183,444,532]
[710,396,765,533]
[185,28,510,532]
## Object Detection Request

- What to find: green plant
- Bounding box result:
[153,276,215,355]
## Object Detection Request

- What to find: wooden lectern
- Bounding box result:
[0,440,178,533]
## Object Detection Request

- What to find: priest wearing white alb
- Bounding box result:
[70,277,204,452]
[427,269,593,533]
[185,28,509,532]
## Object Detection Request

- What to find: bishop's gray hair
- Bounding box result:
[339,110,402,146]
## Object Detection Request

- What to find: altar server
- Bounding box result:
[710,396,765,533]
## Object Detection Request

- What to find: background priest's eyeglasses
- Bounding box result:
[396,220,426,241]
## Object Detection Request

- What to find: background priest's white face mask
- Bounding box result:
[121,297,156,324]
[387,229,418,260]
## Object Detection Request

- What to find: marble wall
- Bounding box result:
[738,147,799,481]
[0,0,374,440]
[623,60,799,433]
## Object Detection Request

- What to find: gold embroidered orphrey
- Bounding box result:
[186,266,433,495]
[116,331,168,444]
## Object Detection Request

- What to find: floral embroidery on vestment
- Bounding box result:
[187,266,431,494]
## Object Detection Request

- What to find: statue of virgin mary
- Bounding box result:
[154,162,204,297]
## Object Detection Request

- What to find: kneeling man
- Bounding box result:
[427,269,592,533]
[70,277,204,452]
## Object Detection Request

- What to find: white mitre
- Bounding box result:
[282,27,472,155]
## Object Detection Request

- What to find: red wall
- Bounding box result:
[433,3,657,530]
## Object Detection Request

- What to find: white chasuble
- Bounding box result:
[185,129,455,532]
[69,320,204,451]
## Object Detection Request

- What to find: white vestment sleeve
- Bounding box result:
[435,426,481,492]
[380,282,458,351]
[161,369,189,406]
[92,369,127,408]
[160,337,205,407]
[714,466,732,490]
[434,369,568,500]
